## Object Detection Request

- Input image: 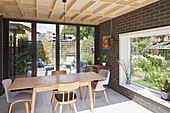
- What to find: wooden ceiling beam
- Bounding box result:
[16,0,25,16]
[0,6,10,16]
[81,15,91,21]
[90,5,122,22]
[49,0,58,19]
[116,0,137,5]
[81,3,110,22]
[105,5,124,15]
[94,3,110,14]
[2,1,105,17]
[91,16,103,22]
[60,0,77,20]
[111,0,139,16]
[91,0,139,22]
[0,0,10,16]
[100,0,120,4]
[88,0,120,22]
[99,17,111,23]
[3,12,99,25]
[36,0,38,18]
[71,1,96,21]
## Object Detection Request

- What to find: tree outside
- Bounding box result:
[61,25,95,65]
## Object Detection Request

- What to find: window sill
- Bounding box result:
[120,82,170,109]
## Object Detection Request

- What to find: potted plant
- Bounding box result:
[156,79,170,100]
[101,55,108,66]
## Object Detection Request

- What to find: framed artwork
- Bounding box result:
[103,35,111,50]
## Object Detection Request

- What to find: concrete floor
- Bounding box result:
[0,87,153,113]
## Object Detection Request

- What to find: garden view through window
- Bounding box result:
[130,34,170,91]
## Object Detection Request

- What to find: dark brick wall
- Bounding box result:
[99,0,170,113]
[0,15,3,95]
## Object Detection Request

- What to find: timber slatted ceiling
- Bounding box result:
[0,0,159,25]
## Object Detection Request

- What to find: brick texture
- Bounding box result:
[0,15,3,95]
[99,0,170,113]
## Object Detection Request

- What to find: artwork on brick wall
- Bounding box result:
[103,35,111,50]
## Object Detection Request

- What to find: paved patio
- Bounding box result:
[0,87,152,113]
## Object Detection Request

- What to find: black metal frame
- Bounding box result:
[3,18,99,78]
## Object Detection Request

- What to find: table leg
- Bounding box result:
[31,88,37,113]
[80,86,82,100]
[88,82,94,113]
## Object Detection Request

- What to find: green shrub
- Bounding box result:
[38,50,50,63]
[156,78,170,92]
[16,35,31,73]
[134,71,143,77]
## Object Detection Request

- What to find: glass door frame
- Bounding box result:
[4,19,98,78]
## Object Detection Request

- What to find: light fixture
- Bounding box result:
[62,0,67,40]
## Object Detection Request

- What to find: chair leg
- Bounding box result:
[8,103,14,113]
[93,92,95,108]
[59,104,63,113]
[70,103,73,110]
[73,103,77,113]
[98,91,101,98]
[53,102,58,113]
[80,86,83,100]
[53,97,56,110]
[104,91,109,104]
[24,102,29,113]
[29,101,31,109]
[51,92,55,103]
[11,103,14,113]
[84,88,89,100]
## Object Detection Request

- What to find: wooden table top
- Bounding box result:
[8,72,106,91]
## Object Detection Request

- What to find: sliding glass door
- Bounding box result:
[36,23,56,76]
[9,21,32,79]
[80,26,95,72]
[59,25,76,74]
[8,21,96,78]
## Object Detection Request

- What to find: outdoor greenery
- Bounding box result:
[61,25,95,65]
[61,25,94,39]
[133,80,157,90]
[36,42,49,63]
[131,36,170,91]
[80,26,94,65]
[80,36,94,65]
[37,49,50,63]
[15,35,31,73]
[156,78,170,92]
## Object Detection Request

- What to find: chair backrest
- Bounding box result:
[52,70,67,76]
[66,57,74,63]
[98,69,110,85]
[58,81,79,102]
[38,59,45,68]
[2,79,12,103]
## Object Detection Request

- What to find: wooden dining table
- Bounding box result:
[8,72,106,113]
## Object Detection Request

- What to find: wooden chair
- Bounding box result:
[84,69,110,108]
[2,79,32,113]
[53,81,79,113]
[52,70,67,75]
[51,70,67,109]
